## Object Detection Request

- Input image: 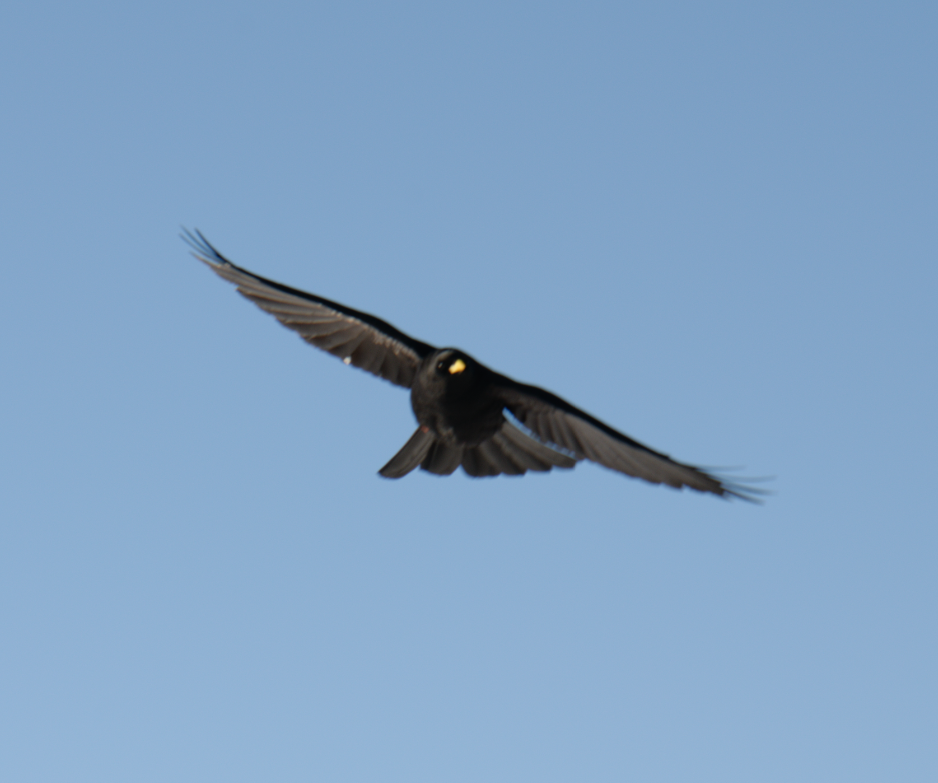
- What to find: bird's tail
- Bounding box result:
[461,423,576,476]
[379,422,576,479]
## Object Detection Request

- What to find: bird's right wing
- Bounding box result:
[184,230,436,388]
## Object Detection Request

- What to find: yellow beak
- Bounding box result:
[448,358,467,374]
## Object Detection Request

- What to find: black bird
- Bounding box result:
[184,230,763,501]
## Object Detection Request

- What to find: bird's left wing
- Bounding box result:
[494,377,763,501]
[184,230,436,388]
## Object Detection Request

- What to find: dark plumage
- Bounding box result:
[184,230,765,501]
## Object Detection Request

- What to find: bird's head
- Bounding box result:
[434,350,474,380]
[414,349,486,400]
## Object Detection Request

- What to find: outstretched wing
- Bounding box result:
[494,377,766,501]
[184,229,436,388]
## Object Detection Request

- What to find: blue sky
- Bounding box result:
[1,1,936,781]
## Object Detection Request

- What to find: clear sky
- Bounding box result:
[2,2,936,781]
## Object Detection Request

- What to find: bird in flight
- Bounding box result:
[184,230,764,501]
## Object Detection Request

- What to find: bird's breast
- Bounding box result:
[410,378,504,447]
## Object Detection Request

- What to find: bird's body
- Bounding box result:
[390,348,577,479]
[411,351,503,446]
[184,230,763,501]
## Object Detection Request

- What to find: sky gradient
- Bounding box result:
[2,2,936,781]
